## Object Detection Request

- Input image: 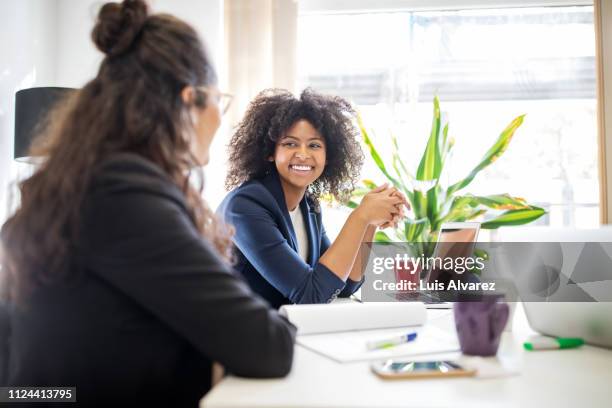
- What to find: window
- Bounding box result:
[297,3,598,235]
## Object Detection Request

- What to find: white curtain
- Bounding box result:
[224,0,298,126]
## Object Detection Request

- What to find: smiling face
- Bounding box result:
[271,119,326,198]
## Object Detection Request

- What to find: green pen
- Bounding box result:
[523,335,584,351]
[366,332,418,351]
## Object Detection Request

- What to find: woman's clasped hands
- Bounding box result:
[354,183,411,230]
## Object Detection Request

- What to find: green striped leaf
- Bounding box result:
[357,113,400,186]
[374,231,393,242]
[448,114,525,195]
[362,179,378,190]
[404,218,429,242]
[481,207,546,229]
[438,195,474,225]
[410,190,428,220]
[466,194,529,210]
[346,200,359,209]
[350,98,543,247]
[473,248,489,261]
[441,123,451,165]
[442,123,449,151]
[426,185,441,227]
[416,97,443,181]
[391,132,415,182]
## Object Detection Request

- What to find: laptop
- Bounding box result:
[524,302,612,349]
[391,222,481,309]
[497,227,612,348]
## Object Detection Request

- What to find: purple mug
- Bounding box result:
[453,294,509,356]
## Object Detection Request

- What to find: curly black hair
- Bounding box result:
[225,88,364,205]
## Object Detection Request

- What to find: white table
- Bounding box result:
[201,303,612,407]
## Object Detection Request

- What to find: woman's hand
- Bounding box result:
[379,187,410,229]
[354,184,409,227]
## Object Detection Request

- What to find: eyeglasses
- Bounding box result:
[195,86,233,115]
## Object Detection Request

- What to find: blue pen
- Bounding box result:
[366,332,418,350]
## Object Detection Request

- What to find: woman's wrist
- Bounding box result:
[350,207,371,228]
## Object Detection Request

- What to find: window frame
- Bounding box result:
[298,0,593,15]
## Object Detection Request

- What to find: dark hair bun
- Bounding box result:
[92,0,148,57]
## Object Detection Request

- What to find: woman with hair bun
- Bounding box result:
[0,1,295,405]
[219,89,409,309]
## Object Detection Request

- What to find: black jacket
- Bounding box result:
[2,153,296,407]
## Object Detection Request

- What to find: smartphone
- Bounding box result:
[371,360,476,379]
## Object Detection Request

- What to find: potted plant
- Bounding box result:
[349,97,546,258]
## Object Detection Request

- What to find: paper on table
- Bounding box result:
[458,355,521,379]
[297,324,459,363]
[279,302,427,335]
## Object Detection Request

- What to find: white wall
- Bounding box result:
[0,0,224,224]
[0,0,59,223]
[54,0,102,88]
[54,0,223,87]
[152,0,223,73]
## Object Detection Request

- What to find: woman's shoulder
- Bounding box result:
[89,152,182,200]
[219,178,278,216]
[92,152,174,187]
[92,152,169,180]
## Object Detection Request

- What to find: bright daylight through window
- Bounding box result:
[297,5,598,233]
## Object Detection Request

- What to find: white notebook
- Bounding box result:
[279,302,459,363]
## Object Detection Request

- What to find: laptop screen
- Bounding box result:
[426,224,480,283]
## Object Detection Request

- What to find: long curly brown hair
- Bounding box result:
[225,88,364,204]
[0,0,232,304]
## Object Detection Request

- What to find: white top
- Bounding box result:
[289,206,309,262]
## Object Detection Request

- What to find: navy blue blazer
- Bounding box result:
[218,171,363,309]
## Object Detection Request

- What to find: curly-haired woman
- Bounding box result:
[219,88,409,309]
[0,1,295,405]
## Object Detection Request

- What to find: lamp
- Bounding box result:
[14,87,76,161]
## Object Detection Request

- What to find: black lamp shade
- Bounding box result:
[14,87,76,160]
